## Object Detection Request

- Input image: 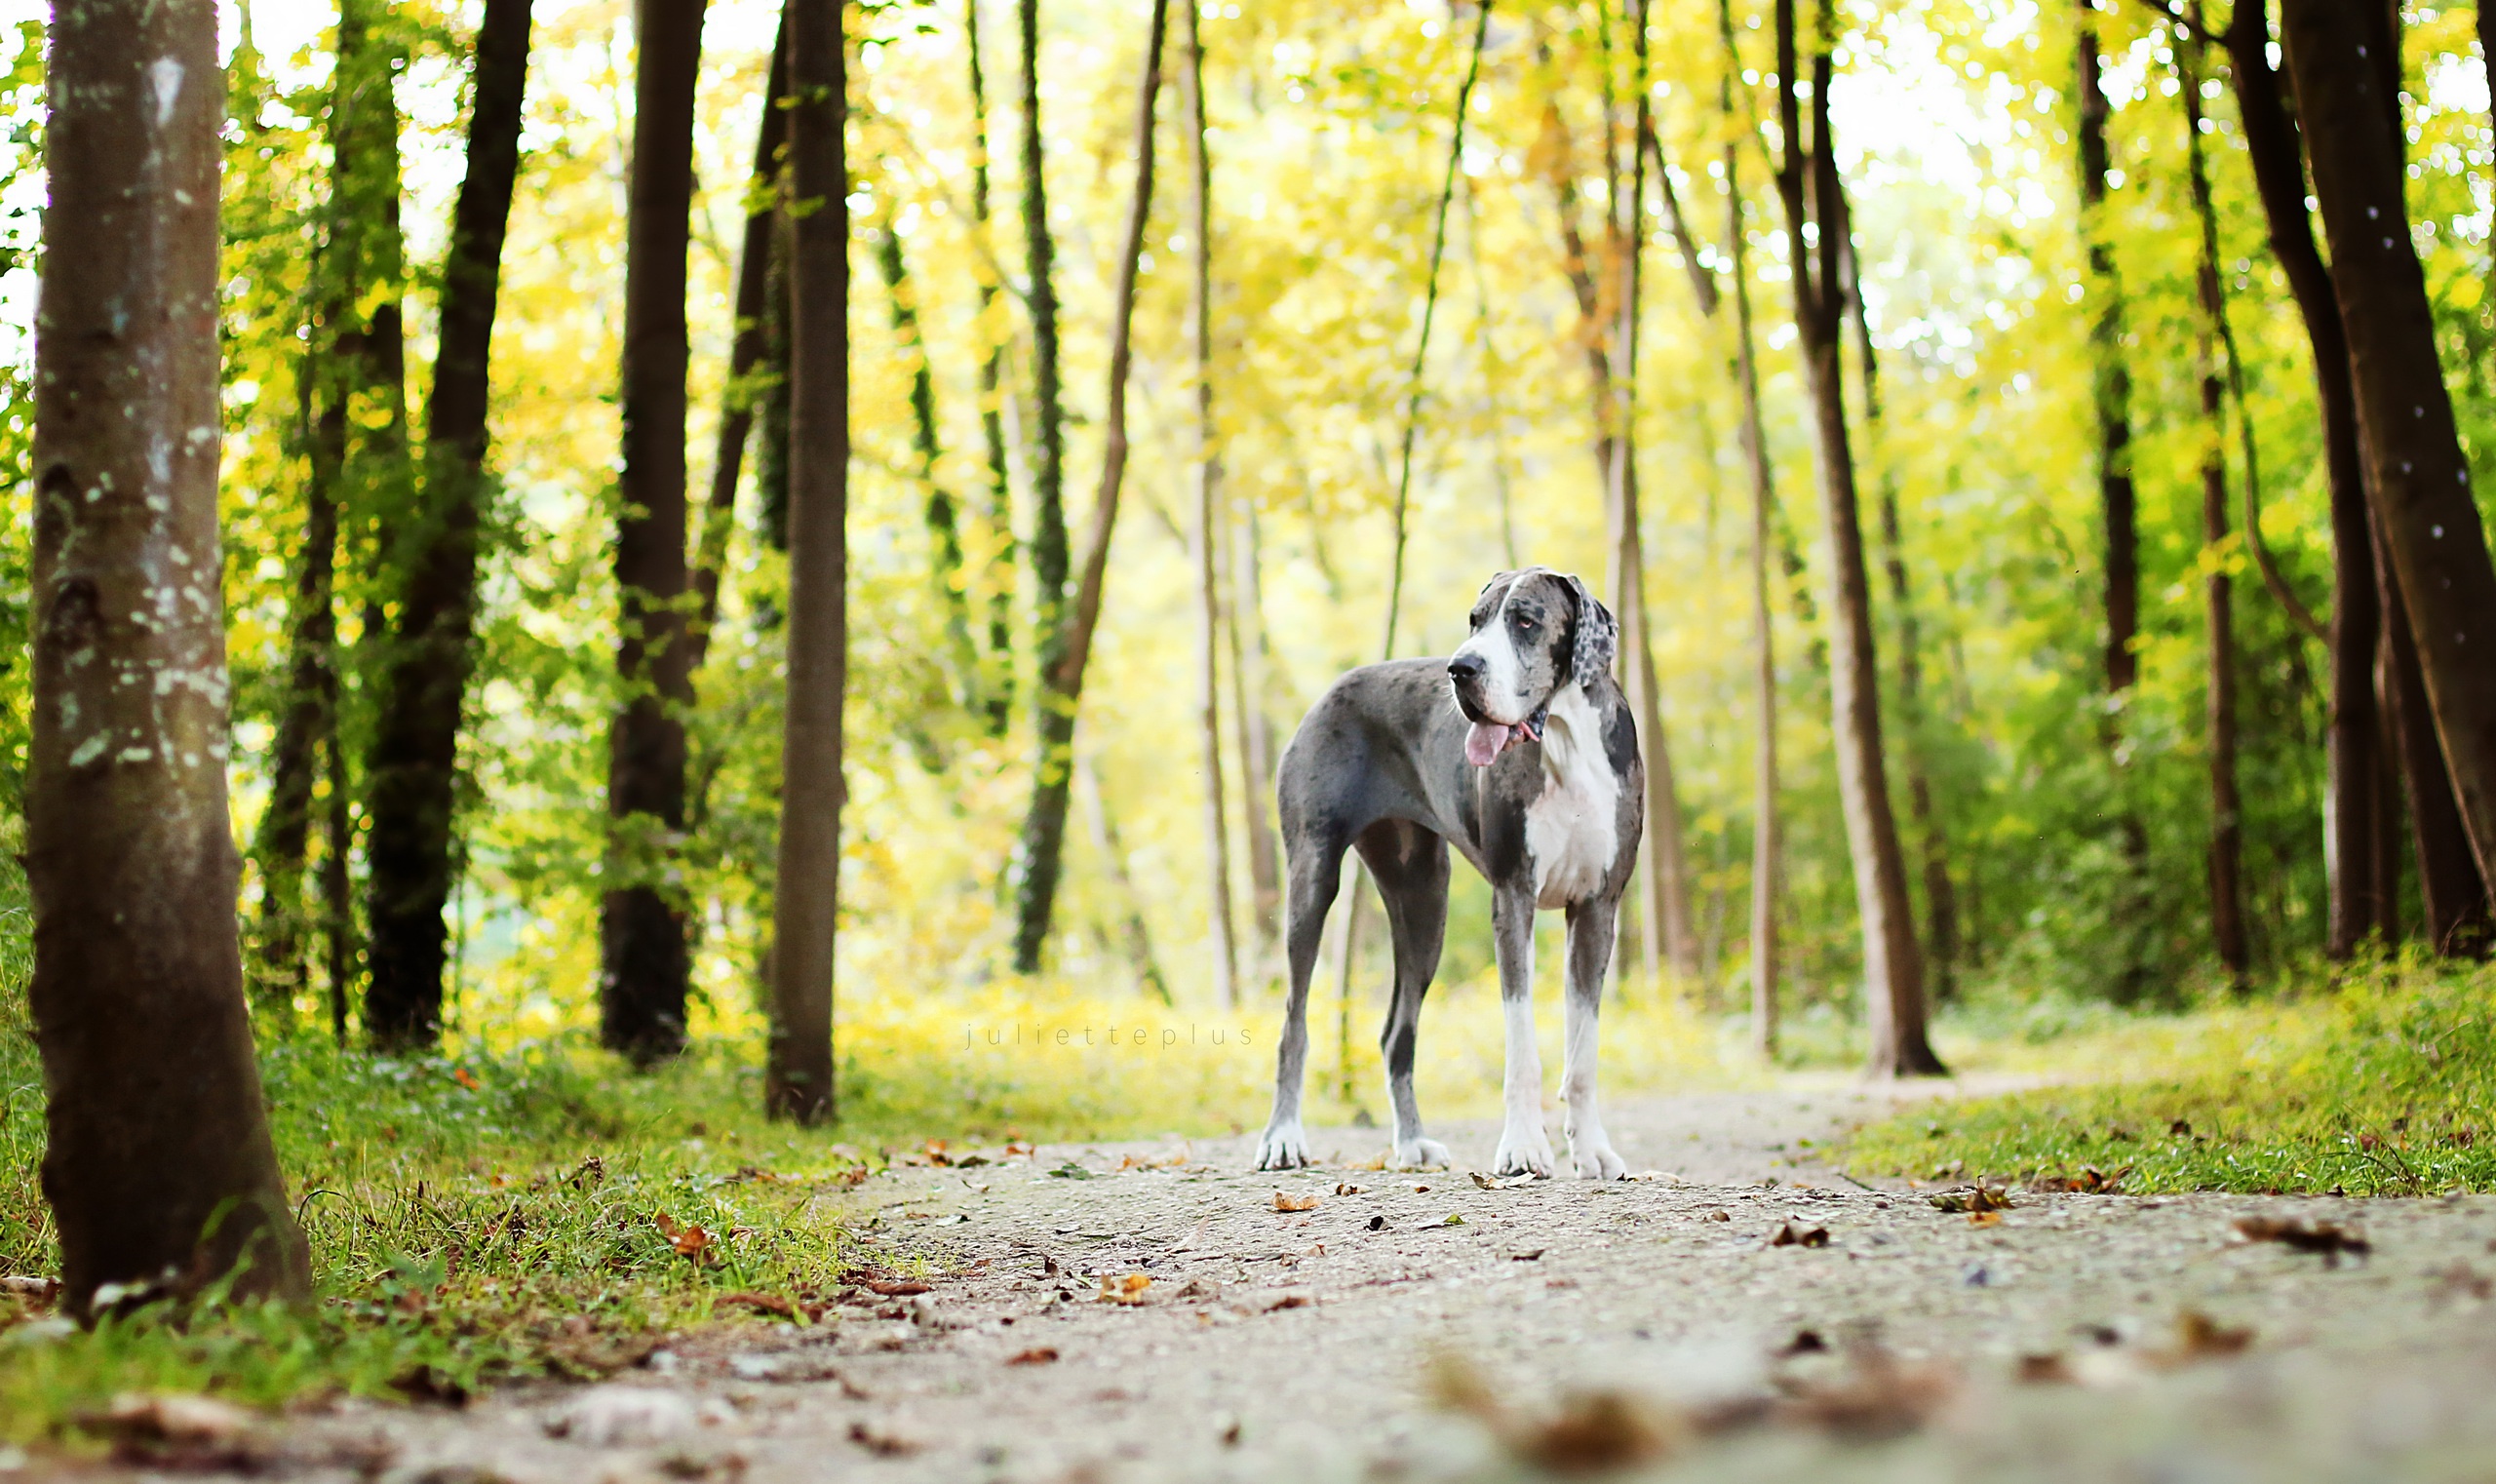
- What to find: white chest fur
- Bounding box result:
[1524,683,1621,910]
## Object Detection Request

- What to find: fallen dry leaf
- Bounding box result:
[86,1392,262,1468]
[1968,1210,2003,1229]
[1701,1210,1732,1223]
[1768,1222,1829,1248]
[2164,1308,2254,1362]
[1267,1295,1313,1312]
[653,1214,714,1260]
[1334,1182,1365,1195]
[1097,1272,1151,1306]
[1272,1191,1321,1213]
[2029,1165,2129,1194]
[861,1279,931,1298]
[1429,1353,1683,1473]
[716,1291,797,1319]
[847,1422,919,1457]
[1006,1347,1060,1365]
[1928,1185,2012,1214]
[1470,1171,1537,1191]
[2233,1215,2370,1266]
[1774,1341,1958,1440]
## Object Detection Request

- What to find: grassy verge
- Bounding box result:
[0,1026,885,1446]
[1845,957,2496,1195]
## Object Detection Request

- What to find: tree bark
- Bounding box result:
[2076,0,2137,712]
[2282,0,2496,923]
[1606,0,1698,987]
[2376,517,2493,954]
[1004,0,1075,972]
[1719,0,1779,1056]
[965,0,1015,736]
[362,0,536,1049]
[2225,0,2388,956]
[1227,496,1283,947]
[31,0,312,1316]
[873,210,982,714]
[765,0,848,1123]
[255,0,405,1023]
[2180,16,2249,986]
[1773,0,1943,1076]
[1829,169,1958,997]
[604,0,706,1063]
[689,14,787,673]
[1009,0,1170,973]
[2076,0,2155,992]
[1182,0,1238,1008]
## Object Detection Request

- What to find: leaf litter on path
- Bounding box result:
[2233,1215,2371,1265]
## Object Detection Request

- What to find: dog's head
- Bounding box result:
[1446,568,1617,766]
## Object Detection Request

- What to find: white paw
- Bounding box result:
[1254,1121,1311,1170]
[1392,1137,1451,1170]
[1493,1124,1557,1179]
[1571,1139,1627,1181]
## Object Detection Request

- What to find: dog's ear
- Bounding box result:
[1566,574,1618,684]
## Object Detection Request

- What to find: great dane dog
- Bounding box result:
[1254,567,1645,1180]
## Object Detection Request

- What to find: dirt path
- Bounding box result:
[247,1086,2496,1482]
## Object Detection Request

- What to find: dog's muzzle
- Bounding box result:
[1448,654,1541,766]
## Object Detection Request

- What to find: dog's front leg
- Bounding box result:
[1491,884,1556,1178]
[1561,899,1627,1180]
[1254,973,1313,1170]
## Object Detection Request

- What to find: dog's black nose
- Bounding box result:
[1448,653,1486,683]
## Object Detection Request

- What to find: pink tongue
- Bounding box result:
[1464,722,1510,767]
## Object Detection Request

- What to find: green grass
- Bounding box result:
[1845,956,2496,1195]
[0,1017,895,1446]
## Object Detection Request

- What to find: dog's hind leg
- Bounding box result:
[1559,899,1627,1179]
[1362,822,1451,1170]
[1256,822,1345,1171]
[1490,884,1558,1178]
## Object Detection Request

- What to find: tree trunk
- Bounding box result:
[1004,0,1075,972]
[1009,0,1176,973]
[2226,0,2388,957]
[765,0,848,1123]
[1606,0,1698,988]
[2376,519,2493,954]
[1227,496,1283,948]
[690,13,787,672]
[1182,0,1238,1008]
[2076,0,2137,712]
[255,0,404,1023]
[604,0,706,1063]
[1719,0,1779,1056]
[966,0,1015,736]
[2282,0,2496,923]
[873,211,981,713]
[2076,0,2155,991]
[2180,18,2249,986]
[31,0,311,1316]
[1829,168,1958,997]
[363,0,536,1049]
[1773,0,1942,1076]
